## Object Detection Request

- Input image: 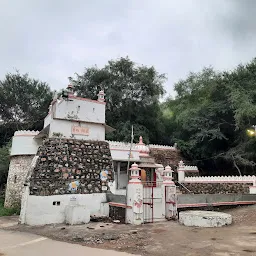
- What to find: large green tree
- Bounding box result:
[70,57,167,143]
[164,60,256,175]
[0,72,53,146]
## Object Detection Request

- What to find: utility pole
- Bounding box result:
[127,125,134,175]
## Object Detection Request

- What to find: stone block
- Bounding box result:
[179,210,232,227]
[65,205,90,225]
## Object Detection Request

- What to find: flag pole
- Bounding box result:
[127,125,134,175]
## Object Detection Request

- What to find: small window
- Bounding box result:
[53,201,61,206]
[14,175,17,183]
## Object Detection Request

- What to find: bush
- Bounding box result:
[0,198,20,216]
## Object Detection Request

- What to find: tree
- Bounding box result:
[0,143,10,192]
[164,61,256,176]
[0,72,53,146]
[70,57,167,143]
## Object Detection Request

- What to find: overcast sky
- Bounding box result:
[0,0,255,96]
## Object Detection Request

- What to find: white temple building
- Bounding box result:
[4,85,179,219]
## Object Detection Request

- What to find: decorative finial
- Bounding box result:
[67,84,74,97]
[97,90,105,102]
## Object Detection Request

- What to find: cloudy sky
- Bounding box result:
[0,0,255,96]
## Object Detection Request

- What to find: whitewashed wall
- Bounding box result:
[55,98,105,124]
[44,113,52,128]
[49,119,105,141]
[10,131,41,156]
[22,194,107,226]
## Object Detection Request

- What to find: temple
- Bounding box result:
[5,85,255,226]
[3,85,182,225]
[5,85,181,208]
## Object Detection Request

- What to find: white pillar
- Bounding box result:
[117,161,121,189]
[126,163,143,225]
[178,160,185,182]
[162,166,177,219]
[249,180,256,194]
[19,185,29,224]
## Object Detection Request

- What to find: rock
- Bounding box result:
[72,235,84,242]
[113,220,121,224]
[103,234,120,240]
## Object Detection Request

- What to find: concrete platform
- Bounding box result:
[179,210,232,227]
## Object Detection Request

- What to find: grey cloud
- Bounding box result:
[0,0,256,96]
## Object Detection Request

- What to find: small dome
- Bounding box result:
[136,136,149,156]
[129,162,141,171]
[164,165,173,173]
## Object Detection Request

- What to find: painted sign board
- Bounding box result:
[71,126,89,136]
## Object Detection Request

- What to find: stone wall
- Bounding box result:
[4,155,34,208]
[29,138,113,196]
[180,183,250,194]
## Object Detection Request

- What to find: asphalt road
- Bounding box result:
[0,230,135,256]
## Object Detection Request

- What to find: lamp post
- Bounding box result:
[247,125,256,136]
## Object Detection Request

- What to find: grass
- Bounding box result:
[0,198,20,216]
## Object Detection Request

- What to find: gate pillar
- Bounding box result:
[126,163,143,225]
[161,166,178,219]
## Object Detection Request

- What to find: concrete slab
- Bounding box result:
[179,210,232,227]
[65,205,90,225]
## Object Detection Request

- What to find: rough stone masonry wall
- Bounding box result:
[4,155,34,208]
[29,138,113,196]
[180,183,250,194]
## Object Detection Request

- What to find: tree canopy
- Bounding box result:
[164,59,256,175]
[0,72,53,146]
[1,57,256,191]
[70,57,167,143]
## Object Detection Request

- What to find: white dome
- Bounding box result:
[136,136,149,156]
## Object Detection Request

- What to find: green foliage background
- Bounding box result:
[1,57,256,192]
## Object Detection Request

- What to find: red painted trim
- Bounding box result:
[183,181,254,184]
[69,95,106,105]
[109,202,131,208]
[128,181,142,184]
[177,201,256,208]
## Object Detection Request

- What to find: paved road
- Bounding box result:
[0,229,136,256]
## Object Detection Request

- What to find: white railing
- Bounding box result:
[14,130,39,136]
[149,144,176,150]
[107,140,177,151]
[184,166,199,172]
[184,175,256,184]
[107,141,138,150]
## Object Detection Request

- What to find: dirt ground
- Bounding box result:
[3,205,256,256]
